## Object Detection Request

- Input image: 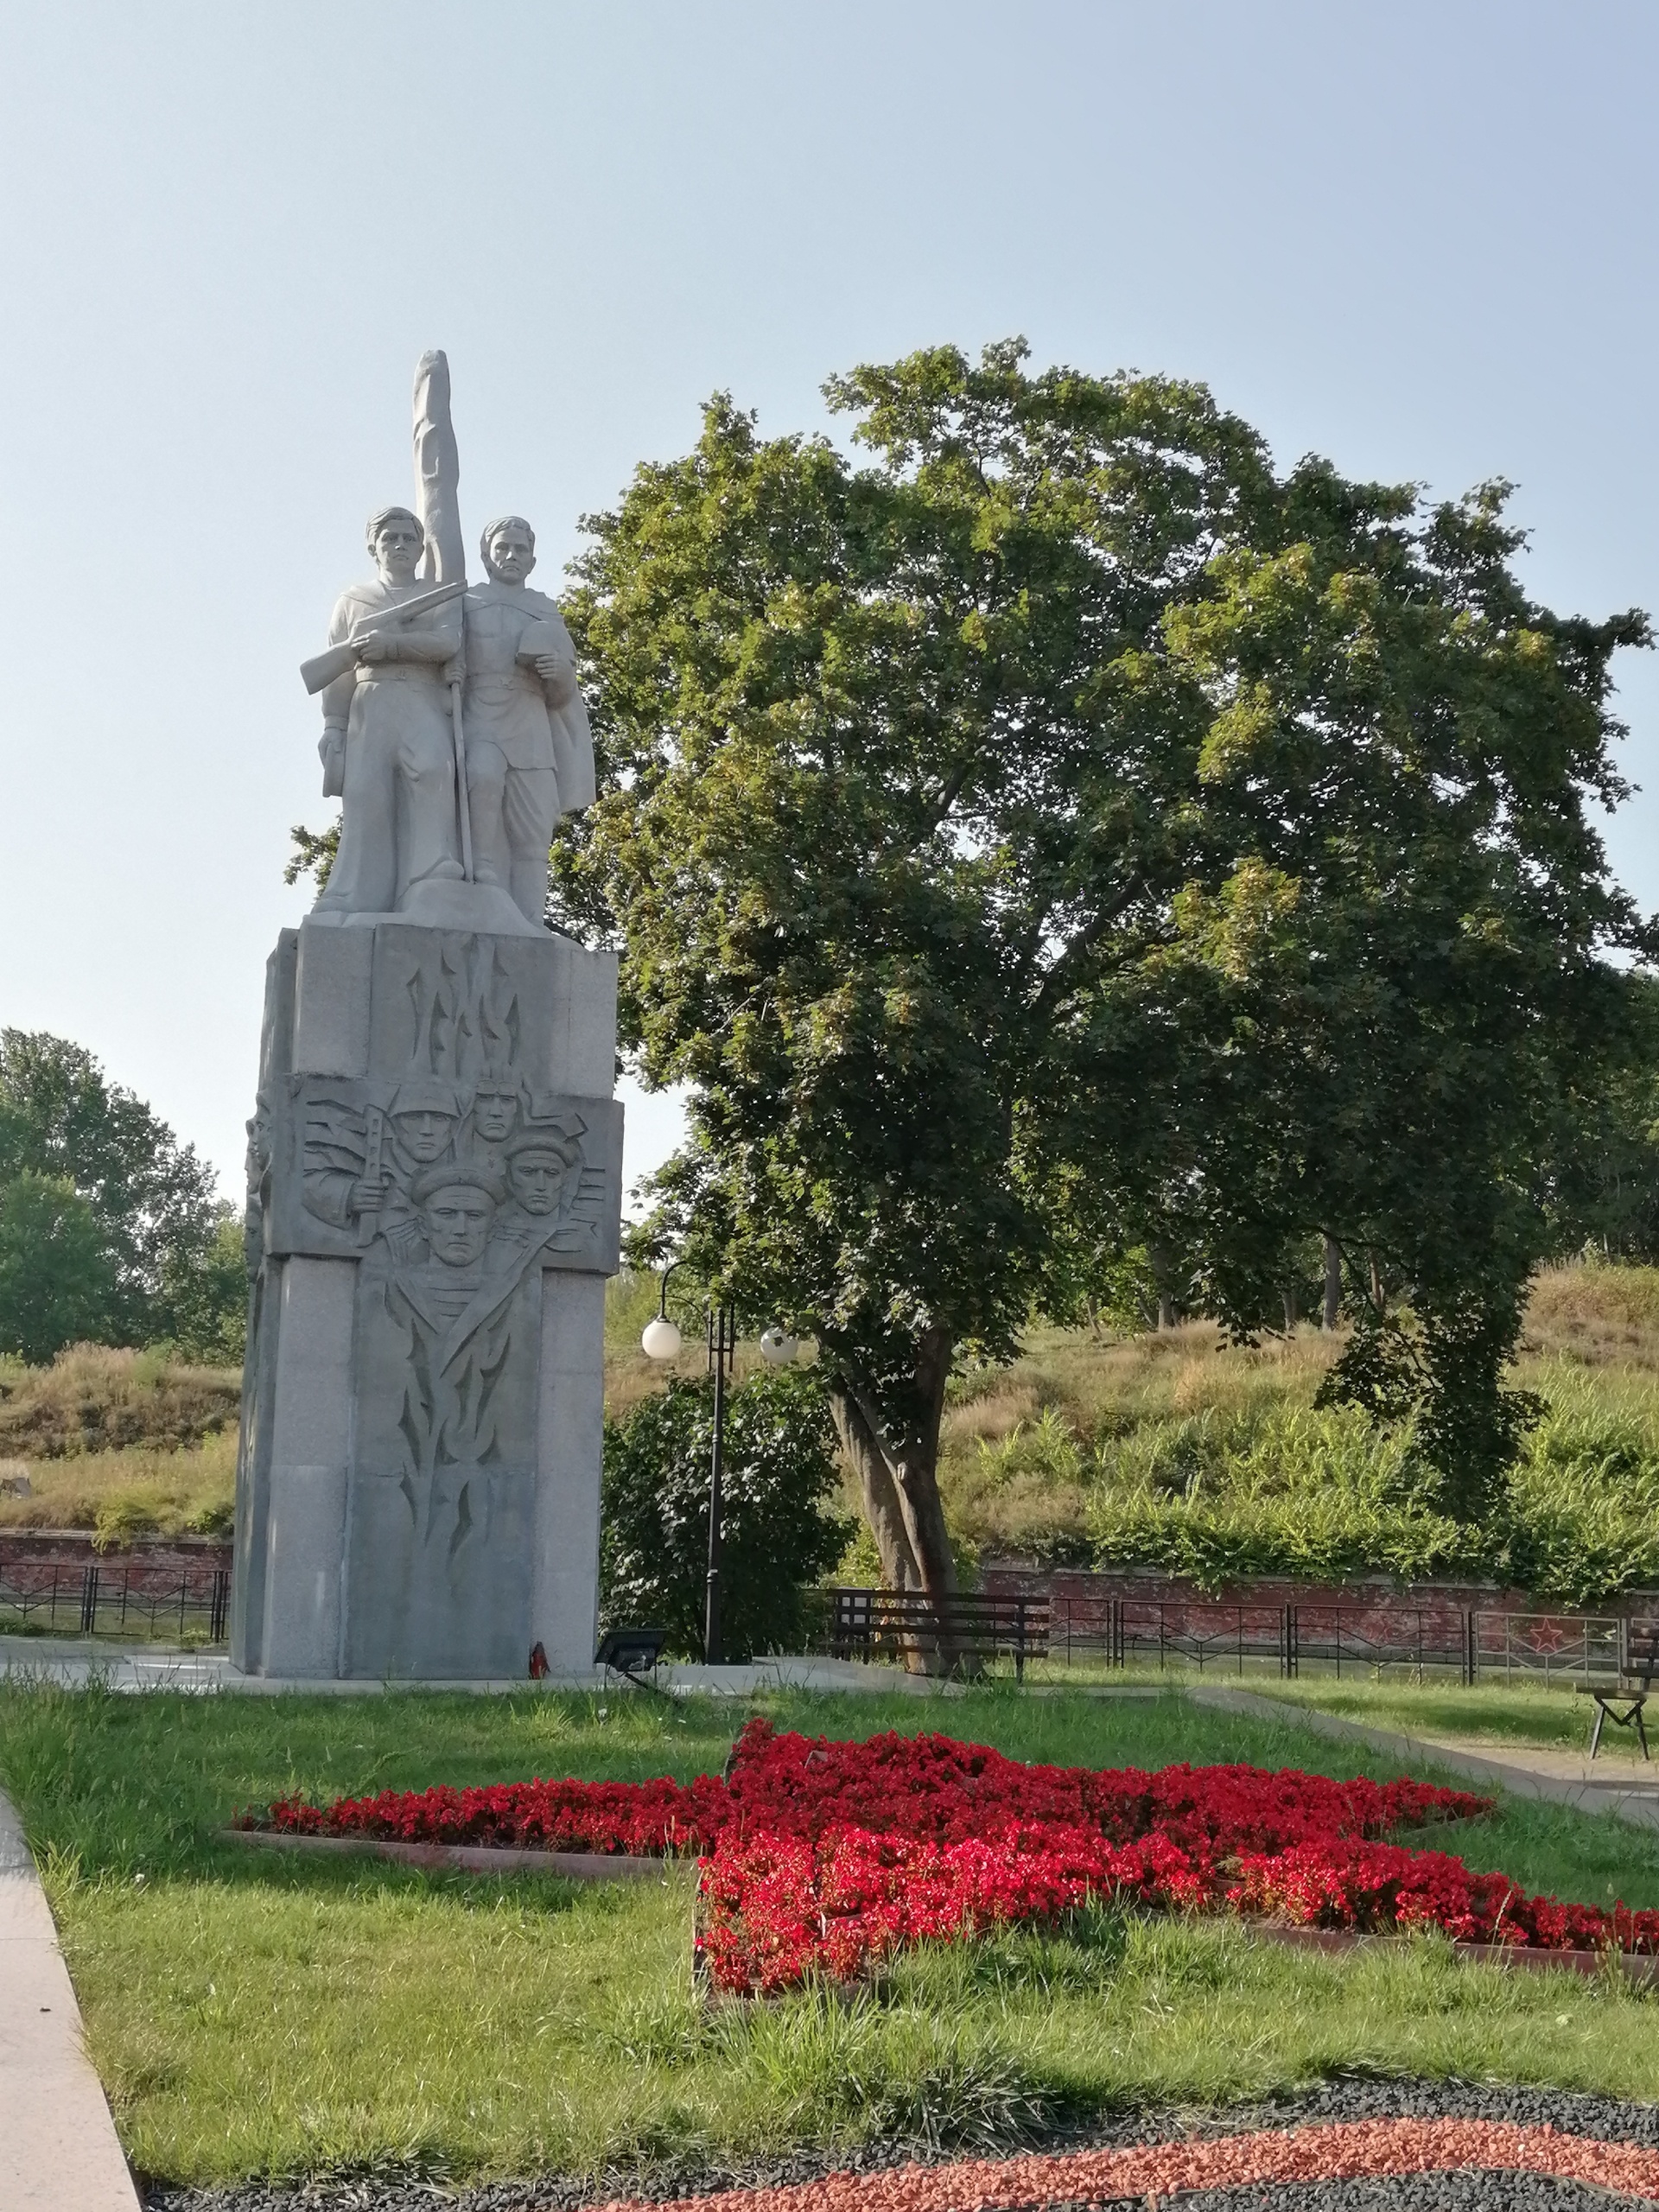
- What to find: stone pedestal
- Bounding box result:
[231,918,621,1680]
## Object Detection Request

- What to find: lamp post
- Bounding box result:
[703,1300,734,1664]
[640,1271,797,1667]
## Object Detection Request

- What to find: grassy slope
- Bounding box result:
[4,1684,1659,2183]
[0,1345,238,1541]
[933,1263,1659,1598]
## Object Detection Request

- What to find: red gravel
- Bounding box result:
[578,2118,1659,2210]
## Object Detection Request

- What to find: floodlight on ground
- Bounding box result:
[594,1624,669,1685]
[759,1327,798,1367]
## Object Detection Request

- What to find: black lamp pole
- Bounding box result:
[705,1299,734,1664]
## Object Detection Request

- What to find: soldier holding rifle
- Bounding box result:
[310,506,467,918]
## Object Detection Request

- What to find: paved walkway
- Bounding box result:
[0,1642,956,1698]
[1192,1684,1659,1831]
[0,1789,140,2210]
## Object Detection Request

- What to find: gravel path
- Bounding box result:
[139,2078,1659,2212]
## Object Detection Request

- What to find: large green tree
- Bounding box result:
[0,1031,240,1360]
[0,1173,115,1364]
[552,340,1649,1597]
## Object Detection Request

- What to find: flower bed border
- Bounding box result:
[219,1828,664,1880]
[1251,1919,1659,1986]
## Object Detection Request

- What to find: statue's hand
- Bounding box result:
[355,632,392,664]
[319,728,345,798]
[349,1171,394,1216]
[534,651,576,701]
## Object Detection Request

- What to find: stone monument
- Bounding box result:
[232,353,621,1681]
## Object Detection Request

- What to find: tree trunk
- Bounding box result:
[1282,1285,1299,1333]
[1322,1236,1341,1332]
[1150,1242,1177,1332]
[827,1325,962,1675]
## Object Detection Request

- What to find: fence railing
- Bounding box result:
[1049,1596,1633,1684]
[812,1586,1640,1687]
[0,1566,1639,1680]
[0,1564,231,1645]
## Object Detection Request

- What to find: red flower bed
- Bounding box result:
[239,1719,1479,1858]
[237,1718,1659,1992]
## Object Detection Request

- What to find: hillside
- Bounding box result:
[5,1264,1659,1599]
[931,1263,1659,1604]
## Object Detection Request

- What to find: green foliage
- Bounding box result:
[0,1172,115,1363]
[0,1031,242,1360]
[1554,972,1659,1262]
[601,1368,849,1658]
[157,1216,248,1365]
[284,817,340,891]
[556,338,1650,1569]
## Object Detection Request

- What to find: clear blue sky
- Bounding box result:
[4,1,1657,1199]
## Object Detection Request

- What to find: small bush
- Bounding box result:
[601,1367,850,1660]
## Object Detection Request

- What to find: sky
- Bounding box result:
[3,0,1659,1204]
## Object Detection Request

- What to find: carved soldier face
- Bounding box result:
[394,1109,456,1164]
[483,521,537,586]
[507,1147,573,1216]
[420,1183,496,1268]
[472,1089,518,1145]
[372,514,425,585]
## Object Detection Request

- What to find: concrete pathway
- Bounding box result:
[0,1642,957,1698]
[0,1789,140,2210]
[1191,1684,1659,1832]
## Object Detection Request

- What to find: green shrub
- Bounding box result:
[601,1368,849,1660]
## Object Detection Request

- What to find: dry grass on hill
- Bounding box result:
[0,1346,243,1542]
[0,1343,241,1459]
[0,1432,237,1543]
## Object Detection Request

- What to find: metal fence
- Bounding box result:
[808,1586,1642,1687]
[1036,1595,1635,1685]
[0,1563,231,1644]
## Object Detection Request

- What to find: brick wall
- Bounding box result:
[977,1561,1657,1658]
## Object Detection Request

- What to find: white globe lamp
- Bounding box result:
[640,1314,683,1361]
[759,1326,798,1368]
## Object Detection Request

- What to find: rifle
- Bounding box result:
[299,578,467,696]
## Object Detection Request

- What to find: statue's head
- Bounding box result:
[505,1124,583,1216]
[469,1077,520,1146]
[366,505,427,584]
[480,515,536,586]
[411,1164,503,1268]
[390,1077,461,1163]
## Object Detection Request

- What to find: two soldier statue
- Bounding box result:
[304,355,594,933]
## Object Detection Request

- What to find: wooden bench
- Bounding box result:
[818,1588,1049,1681]
[1578,1624,1659,1760]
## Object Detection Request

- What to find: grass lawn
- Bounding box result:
[1220,1672,1650,1763]
[4,1685,1659,2189]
